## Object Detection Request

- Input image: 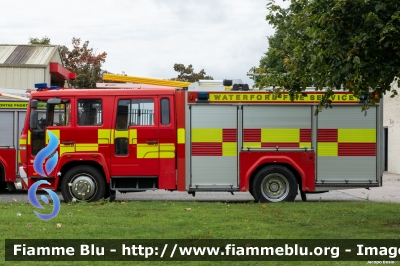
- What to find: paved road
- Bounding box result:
[1,172,398,203]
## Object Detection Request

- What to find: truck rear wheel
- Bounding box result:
[252,165,297,203]
[61,165,105,202]
[0,166,6,192]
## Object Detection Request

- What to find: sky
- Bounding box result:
[0,0,283,86]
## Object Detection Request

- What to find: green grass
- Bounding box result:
[2,200,400,265]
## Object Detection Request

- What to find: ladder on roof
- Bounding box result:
[102,73,191,88]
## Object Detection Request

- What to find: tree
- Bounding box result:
[251,0,400,113]
[59,38,107,88]
[171,64,213,82]
[28,36,51,45]
[251,30,286,85]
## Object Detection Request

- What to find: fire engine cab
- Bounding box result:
[18,74,384,202]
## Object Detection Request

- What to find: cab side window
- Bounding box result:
[48,102,71,127]
[78,100,102,126]
[115,99,154,127]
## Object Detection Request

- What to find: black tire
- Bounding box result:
[0,166,7,192]
[300,190,307,202]
[251,165,297,203]
[249,184,258,202]
[61,165,105,202]
[0,181,7,192]
[109,189,116,202]
[104,184,116,202]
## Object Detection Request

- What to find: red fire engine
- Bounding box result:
[18,74,384,202]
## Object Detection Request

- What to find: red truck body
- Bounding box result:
[0,100,28,191]
[17,80,384,202]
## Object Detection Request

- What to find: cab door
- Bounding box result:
[110,97,159,176]
[29,98,74,179]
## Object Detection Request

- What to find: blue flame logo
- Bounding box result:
[33,131,59,177]
[28,180,60,220]
[29,131,61,220]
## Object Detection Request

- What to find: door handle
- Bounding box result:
[61,141,74,145]
[146,141,158,145]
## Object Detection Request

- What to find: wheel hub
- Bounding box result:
[268,182,280,192]
[70,176,96,200]
[261,173,289,202]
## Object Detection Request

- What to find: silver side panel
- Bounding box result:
[317,157,376,182]
[189,105,238,189]
[317,105,378,184]
[191,105,237,128]
[18,111,26,139]
[318,106,376,129]
[243,105,311,128]
[0,112,14,146]
[191,157,237,186]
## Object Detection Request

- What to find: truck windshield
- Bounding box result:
[31,101,71,131]
[30,100,70,155]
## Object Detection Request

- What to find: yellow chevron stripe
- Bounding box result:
[98,129,111,144]
[261,128,299,142]
[243,142,261,148]
[223,142,237,156]
[46,129,60,144]
[318,142,338,156]
[76,143,98,152]
[137,144,158,158]
[129,129,137,144]
[160,143,175,158]
[192,128,222,142]
[338,129,376,143]
[60,145,75,155]
[178,128,185,144]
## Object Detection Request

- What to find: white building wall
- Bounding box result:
[383,80,400,174]
[0,67,46,89]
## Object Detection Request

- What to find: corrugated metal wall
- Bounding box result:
[0,67,45,88]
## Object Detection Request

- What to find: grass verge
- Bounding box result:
[1,200,400,265]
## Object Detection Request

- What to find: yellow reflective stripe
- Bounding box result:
[114,130,128,138]
[338,129,376,143]
[28,130,31,145]
[18,150,21,163]
[137,144,158,158]
[98,129,111,144]
[19,139,26,145]
[178,128,185,144]
[159,143,175,158]
[192,128,222,142]
[209,93,358,103]
[0,102,28,109]
[113,129,136,144]
[129,129,137,144]
[76,143,98,151]
[46,129,60,144]
[243,142,261,148]
[261,128,299,142]
[223,142,236,156]
[60,145,75,155]
[299,142,311,148]
[318,142,338,156]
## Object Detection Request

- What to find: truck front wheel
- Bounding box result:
[0,181,7,192]
[252,165,297,203]
[61,166,105,202]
